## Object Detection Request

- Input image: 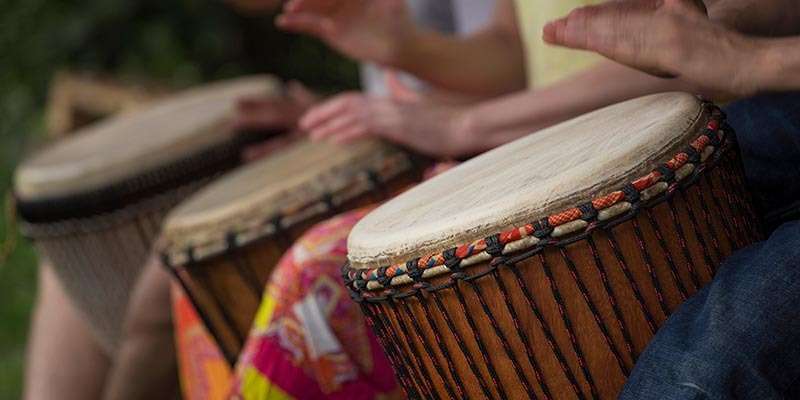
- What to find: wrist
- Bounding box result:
[447,108,483,155]
[749,37,800,94]
[388,27,434,70]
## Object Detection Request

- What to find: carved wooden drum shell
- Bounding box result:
[344,93,761,399]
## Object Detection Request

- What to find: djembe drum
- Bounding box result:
[159,138,423,363]
[14,75,280,352]
[344,93,761,399]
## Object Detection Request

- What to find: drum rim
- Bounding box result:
[14,128,278,227]
[159,149,425,269]
[344,104,734,295]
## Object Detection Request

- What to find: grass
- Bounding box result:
[0,119,42,400]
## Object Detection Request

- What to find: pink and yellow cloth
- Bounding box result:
[173,209,401,400]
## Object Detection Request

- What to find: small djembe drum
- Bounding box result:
[159,138,423,362]
[343,93,761,399]
[14,76,280,352]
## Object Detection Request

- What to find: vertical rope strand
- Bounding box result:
[537,254,598,399]
[452,282,509,400]
[604,230,657,334]
[469,278,539,398]
[674,189,717,279]
[414,292,467,399]
[384,301,442,400]
[557,247,630,376]
[429,291,495,399]
[586,236,637,362]
[397,298,459,400]
[508,262,591,395]
[360,303,417,398]
[493,268,560,399]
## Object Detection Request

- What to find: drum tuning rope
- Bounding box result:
[0,192,18,270]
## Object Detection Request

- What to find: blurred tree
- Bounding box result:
[0,1,358,397]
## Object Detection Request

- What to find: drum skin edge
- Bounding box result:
[344,106,757,292]
[343,104,763,399]
[161,151,428,364]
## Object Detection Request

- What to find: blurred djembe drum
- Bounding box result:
[14,76,280,352]
[158,138,423,362]
[343,93,762,399]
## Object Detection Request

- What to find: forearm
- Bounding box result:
[395,27,526,96]
[707,0,800,36]
[103,259,179,400]
[462,62,691,153]
[753,36,800,92]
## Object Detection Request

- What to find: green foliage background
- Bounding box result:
[0,1,358,398]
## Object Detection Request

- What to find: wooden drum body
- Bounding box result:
[344,94,761,399]
[159,139,423,363]
[14,76,280,352]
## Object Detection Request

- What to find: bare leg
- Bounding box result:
[102,256,179,400]
[23,263,109,400]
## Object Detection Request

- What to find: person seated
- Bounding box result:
[543,0,800,398]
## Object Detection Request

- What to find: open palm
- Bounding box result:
[277,0,415,65]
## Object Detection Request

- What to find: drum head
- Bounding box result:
[160,138,411,265]
[348,93,710,270]
[14,75,279,202]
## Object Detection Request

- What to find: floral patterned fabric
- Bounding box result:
[172,283,234,400]
[231,207,402,400]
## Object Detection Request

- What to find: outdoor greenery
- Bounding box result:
[0,1,358,398]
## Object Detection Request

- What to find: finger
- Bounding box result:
[544,5,680,78]
[308,114,359,140]
[326,125,370,144]
[543,5,608,50]
[276,13,335,38]
[284,0,337,13]
[299,93,359,131]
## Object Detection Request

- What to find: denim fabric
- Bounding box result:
[619,93,800,400]
[726,92,800,230]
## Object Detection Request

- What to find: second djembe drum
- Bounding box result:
[159,138,423,362]
[14,76,279,351]
[344,93,761,399]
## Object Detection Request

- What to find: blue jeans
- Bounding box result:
[619,92,800,400]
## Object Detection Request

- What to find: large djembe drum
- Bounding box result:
[159,138,423,363]
[14,76,280,352]
[344,93,761,399]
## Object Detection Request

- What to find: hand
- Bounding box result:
[299,92,478,157]
[233,81,316,161]
[543,0,761,97]
[232,81,317,133]
[276,0,417,66]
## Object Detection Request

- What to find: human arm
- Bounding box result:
[102,258,180,400]
[542,0,800,98]
[705,0,800,36]
[277,0,526,96]
[300,61,691,157]
[233,81,317,161]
